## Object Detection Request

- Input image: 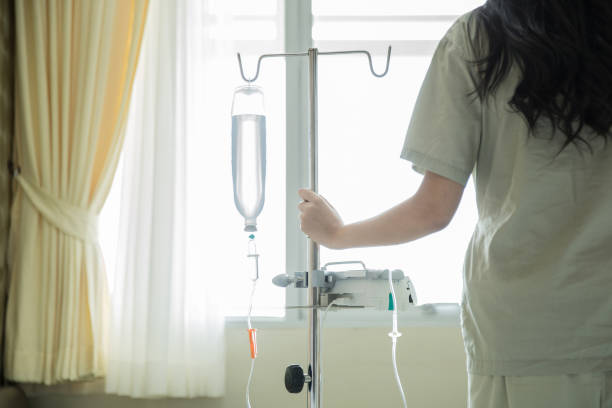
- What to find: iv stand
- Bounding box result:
[237,46,392,408]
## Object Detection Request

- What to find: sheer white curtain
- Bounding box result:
[105,0,231,397]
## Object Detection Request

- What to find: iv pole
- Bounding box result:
[237,46,392,408]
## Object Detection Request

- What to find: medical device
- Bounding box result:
[232,85,266,232]
[272,262,416,310]
[236,47,411,408]
[231,84,266,406]
[275,261,415,408]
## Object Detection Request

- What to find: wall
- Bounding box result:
[0,0,15,384]
[28,326,467,408]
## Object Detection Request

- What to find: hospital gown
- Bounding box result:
[401,11,612,408]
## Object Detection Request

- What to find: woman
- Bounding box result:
[298,1,612,407]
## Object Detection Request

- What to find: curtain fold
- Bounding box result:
[0,0,16,385]
[6,0,148,384]
[104,0,227,398]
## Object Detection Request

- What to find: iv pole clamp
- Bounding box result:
[236,46,391,408]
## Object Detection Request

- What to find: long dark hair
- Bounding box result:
[469,0,612,150]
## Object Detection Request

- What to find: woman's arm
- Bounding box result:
[298,171,465,249]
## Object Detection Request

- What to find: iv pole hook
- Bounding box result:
[237,52,308,83]
[236,46,392,83]
[237,53,260,83]
[320,46,392,77]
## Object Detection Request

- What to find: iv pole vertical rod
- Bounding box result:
[307,47,321,408]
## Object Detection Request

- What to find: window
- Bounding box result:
[100,0,286,317]
[100,0,485,321]
[313,0,483,304]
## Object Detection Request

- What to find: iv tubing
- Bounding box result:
[388,271,408,408]
[246,358,255,408]
[246,235,259,408]
[320,299,338,407]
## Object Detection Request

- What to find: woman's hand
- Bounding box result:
[298,189,345,249]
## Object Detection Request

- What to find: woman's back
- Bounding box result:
[465,1,612,375]
[401,4,612,375]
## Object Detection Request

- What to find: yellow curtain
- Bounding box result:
[6,0,148,384]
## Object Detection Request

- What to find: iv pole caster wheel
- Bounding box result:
[285,364,310,393]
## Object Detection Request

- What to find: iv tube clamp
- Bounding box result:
[271,269,333,293]
[272,261,369,292]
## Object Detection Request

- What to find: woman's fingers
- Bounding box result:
[296,189,344,249]
[298,188,320,203]
[297,201,310,212]
[319,195,337,212]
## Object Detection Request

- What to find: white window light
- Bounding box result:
[312,1,483,309]
[101,0,484,324]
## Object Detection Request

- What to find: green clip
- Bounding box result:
[388,293,394,311]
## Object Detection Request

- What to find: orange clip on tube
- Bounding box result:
[248,328,258,359]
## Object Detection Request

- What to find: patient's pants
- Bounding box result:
[469,371,612,408]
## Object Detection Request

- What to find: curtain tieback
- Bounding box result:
[15,173,99,243]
